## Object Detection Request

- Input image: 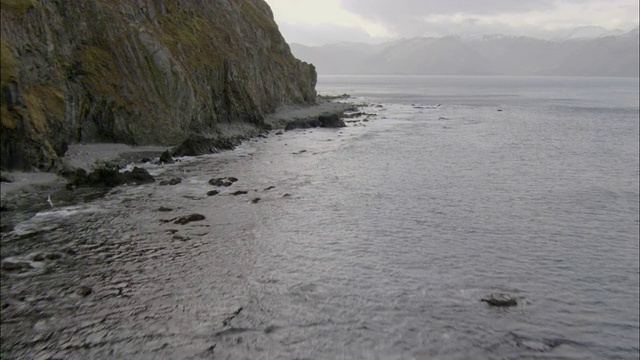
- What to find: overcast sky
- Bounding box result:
[264,0,640,45]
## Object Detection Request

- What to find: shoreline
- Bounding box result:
[0,98,354,214]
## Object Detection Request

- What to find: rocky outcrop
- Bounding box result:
[0,0,317,171]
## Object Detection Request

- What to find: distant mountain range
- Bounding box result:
[291,27,640,77]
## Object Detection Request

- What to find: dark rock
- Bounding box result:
[32,254,45,262]
[284,112,346,131]
[231,190,248,196]
[67,166,154,188]
[172,234,190,241]
[251,197,261,203]
[318,113,346,128]
[160,177,182,186]
[174,213,206,225]
[207,190,219,196]
[0,172,14,183]
[172,134,240,157]
[1,260,33,272]
[159,150,174,164]
[282,193,291,198]
[45,253,62,260]
[158,206,173,212]
[125,167,155,185]
[285,118,319,131]
[264,186,275,191]
[209,177,234,187]
[141,157,152,163]
[76,286,92,297]
[341,111,364,119]
[275,131,283,135]
[481,294,518,307]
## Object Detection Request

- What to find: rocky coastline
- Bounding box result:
[0,97,354,226]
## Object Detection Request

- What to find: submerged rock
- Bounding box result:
[76,286,92,297]
[1,260,33,272]
[481,294,518,307]
[159,177,182,186]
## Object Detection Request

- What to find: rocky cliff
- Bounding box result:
[0,0,317,171]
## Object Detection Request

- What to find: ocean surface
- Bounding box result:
[1,75,639,359]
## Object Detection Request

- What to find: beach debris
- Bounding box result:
[481,293,518,307]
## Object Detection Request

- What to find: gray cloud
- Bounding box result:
[339,0,637,38]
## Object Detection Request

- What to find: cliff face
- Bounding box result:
[0,0,317,171]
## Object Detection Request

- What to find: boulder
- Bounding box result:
[318,113,346,128]
[159,150,175,164]
[172,134,240,157]
[0,172,14,183]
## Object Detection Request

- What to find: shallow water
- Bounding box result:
[1,76,638,359]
